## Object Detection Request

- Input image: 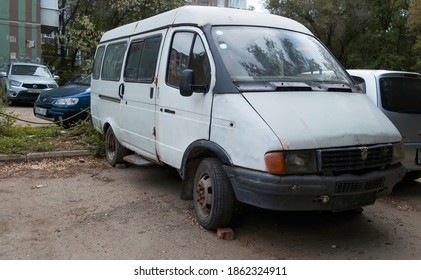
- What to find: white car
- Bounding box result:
[348,69,421,180]
[0,62,58,105]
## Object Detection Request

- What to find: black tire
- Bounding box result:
[403,171,421,182]
[105,126,128,167]
[193,158,235,230]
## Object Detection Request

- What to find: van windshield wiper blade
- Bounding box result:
[234,81,313,92]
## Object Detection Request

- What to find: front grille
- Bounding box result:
[335,177,385,193]
[318,144,393,172]
[22,83,48,89]
[17,91,41,100]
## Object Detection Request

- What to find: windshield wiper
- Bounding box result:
[234,80,353,93]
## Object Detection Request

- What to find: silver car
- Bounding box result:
[348,69,421,180]
[0,62,58,105]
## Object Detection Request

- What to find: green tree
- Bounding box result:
[264,0,420,72]
[52,0,185,82]
[408,0,421,70]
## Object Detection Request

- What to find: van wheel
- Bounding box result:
[105,126,128,167]
[193,158,235,230]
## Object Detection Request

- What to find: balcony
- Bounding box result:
[40,0,59,34]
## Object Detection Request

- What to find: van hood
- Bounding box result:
[39,84,90,98]
[243,91,402,150]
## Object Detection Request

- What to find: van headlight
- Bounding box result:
[265,150,318,175]
[54,98,79,106]
[392,142,405,164]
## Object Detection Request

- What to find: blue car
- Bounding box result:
[34,74,91,126]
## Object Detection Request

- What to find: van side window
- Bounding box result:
[93,46,105,80]
[191,36,211,85]
[101,42,127,81]
[124,36,161,83]
[166,32,210,88]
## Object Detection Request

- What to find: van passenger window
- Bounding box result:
[166,32,210,88]
[92,46,105,80]
[124,36,161,83]
[101,42,127,81]
[191,36,211,85]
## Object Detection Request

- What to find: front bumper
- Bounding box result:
[402,143,421,172]
[7,86,53,103]
[34,105,88,123]
[223,164,406,212]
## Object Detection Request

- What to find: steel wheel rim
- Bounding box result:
[196,172,213,218]
[106,131,116,161]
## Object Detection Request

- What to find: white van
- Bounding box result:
[91,6,405,229]
[348,69,421,180]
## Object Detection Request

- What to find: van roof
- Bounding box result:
[100,6,312,43]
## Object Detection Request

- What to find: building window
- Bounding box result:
[200,2,209,6]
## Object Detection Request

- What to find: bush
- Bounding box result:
[67,119,105,157]
[0,102,17,134]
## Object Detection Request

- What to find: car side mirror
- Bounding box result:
[54,75,60,81]
[0,71,6,78]
[180,69,207,97]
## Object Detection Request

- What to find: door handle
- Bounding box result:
[118,83,125,98]
[164,108,175,114]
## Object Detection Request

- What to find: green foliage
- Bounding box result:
[66,120,105,157]
[264,0,420,72]
[0,119,104,157]
[0,102,17,134]
[0,125,62,154]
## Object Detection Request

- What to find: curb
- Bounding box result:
[0,150,92,162]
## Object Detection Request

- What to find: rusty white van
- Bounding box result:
[348,69,421,181]
[91,6,405,229]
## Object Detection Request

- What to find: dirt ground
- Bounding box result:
[1,156,421,260]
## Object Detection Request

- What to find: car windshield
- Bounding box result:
[380,76,421,114]
[11,65,52,78]
[211,26,352,89]
[76,75,91,86]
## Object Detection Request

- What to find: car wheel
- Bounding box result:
[193,158,235,230]
[105,126,128,167]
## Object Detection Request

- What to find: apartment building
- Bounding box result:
[0,0,59,67]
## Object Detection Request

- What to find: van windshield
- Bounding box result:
[211,27,352,90]
[380,76,421,114]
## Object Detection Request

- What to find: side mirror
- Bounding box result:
[180,69,195,97]
[180,69,208,97]
[54,75,60,81]
[0,71,7,78]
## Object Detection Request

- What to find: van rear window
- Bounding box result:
[101,42,127,81]
[93,46,105,80]
[380,77,421,114]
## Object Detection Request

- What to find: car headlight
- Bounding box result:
[53,98,79,106]
[265,150,318,175]
[9,80,22,87]
[392,142,405,165]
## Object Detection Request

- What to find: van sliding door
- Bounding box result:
[119,31,165,161]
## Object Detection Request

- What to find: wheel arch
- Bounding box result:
[179,140,232,200]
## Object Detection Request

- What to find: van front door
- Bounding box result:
[119,32,165,162]
[155,28,214,168]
